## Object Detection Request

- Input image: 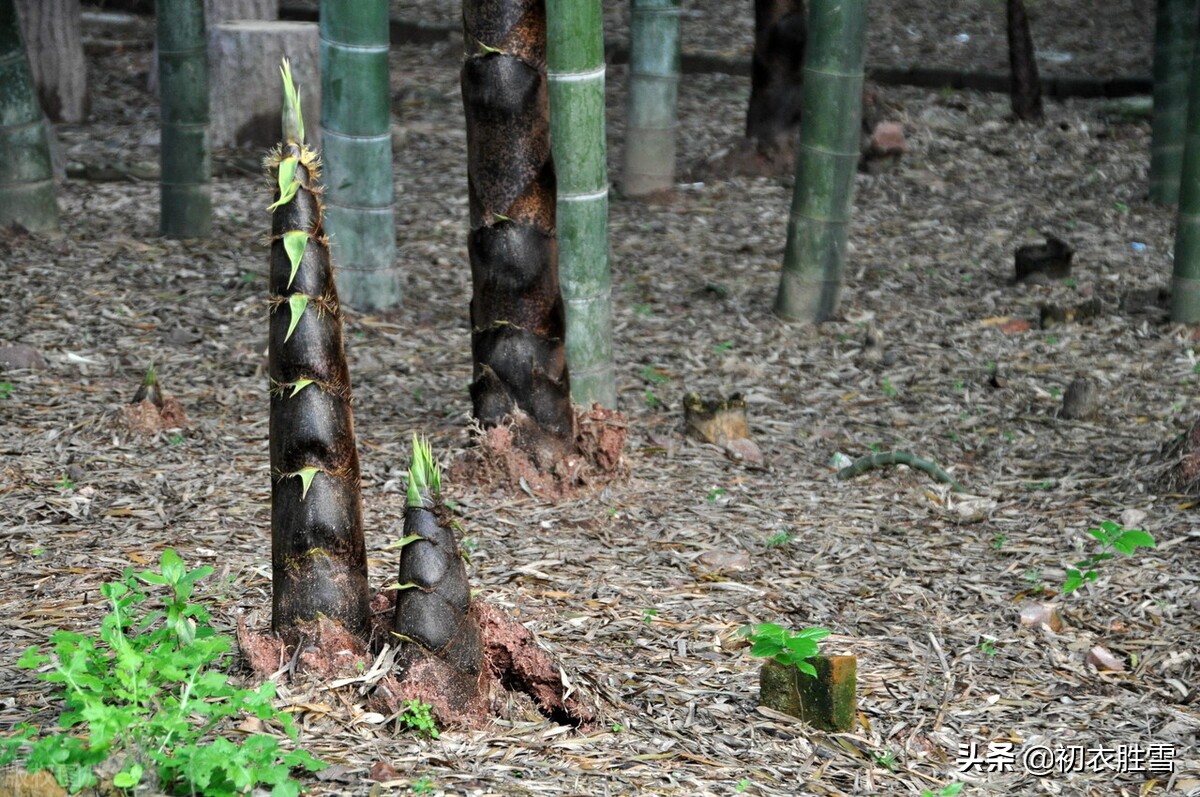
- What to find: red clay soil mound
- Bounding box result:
[452,405,627,500]
[237,594,595,730]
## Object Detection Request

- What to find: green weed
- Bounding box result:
[2,550,324,795]
[1062,521,1156,595]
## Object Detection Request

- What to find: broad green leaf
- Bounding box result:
[293,466,320,500]
[282,231,308,289]
[1114,529,1156,554]
[285,294,309,342]
[1062,569,1084,593]
[795,659,817,678]
[289,378,315,397]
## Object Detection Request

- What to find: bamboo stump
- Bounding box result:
[1014,236,1073,282]
[1060,377,1099,420]
[208,21,319,149]
[759,655,857,732]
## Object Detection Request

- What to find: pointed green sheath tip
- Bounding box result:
[293,466,320,500]
[281,57,305,145]
[144,364,157,387]
[283,231,308,288]
[268,158,301,211]
[285,294,310,341]
[289,378,315,397]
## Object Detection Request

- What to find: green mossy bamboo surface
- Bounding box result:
[623,0,681,197]
[1150,0,1196,205]
[267,63,369,640]
[392,437,482,678]
[773,0,867,323]
[548,0,614,408]
[0,0,58,231]
[1172,27,1200,322]
[320,0,400,310]
[156,0,211,238]
[462,0,576,459]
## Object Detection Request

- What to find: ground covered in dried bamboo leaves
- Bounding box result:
[1,8,1198,797]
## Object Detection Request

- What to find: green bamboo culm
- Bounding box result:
[1150,0,1197,205]
[622,0,681,197]
[156,0,211,238]
[773,0,867,323]
[0,0,58,231]
[1171,25,1200,321]
[268,60,370,641]
[548,0,615,408]
[319,0,400,310]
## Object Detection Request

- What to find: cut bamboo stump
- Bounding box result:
[1014,236,1073,282]
[208,21,319,149]
[759,655,857,732]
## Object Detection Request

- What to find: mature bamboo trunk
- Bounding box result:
[547,0,614,408]
[149,0,277,93]
[157,0,211,237]
[746,0,806,152]
[462,0,575,462]
[1172,27,1200,321]
[319,0,400,310]
[14,0,87,123]
[622,0,680,197]
[268,62,369,640]
[0,0,58,231]
[1150,0,1196,205]
[773,0,867,323]
[1006,0,1042,122]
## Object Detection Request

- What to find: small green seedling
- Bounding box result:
[54,474,74,490]
[735,779,751,792]
[713,341,734,354]
[640,365,669,385]
[765,530,794,549]
[873,749,898,771]
[643,391,663,409]
[922,784,965,797]
[992,534,1007,550]
[881,379,898,397]
[977,640,997,657]
[411,775,435,795]
[739,623,830,678]
[0,381,12,398]
[1062,521,1156,594]
[397,699,439,739]
[706,486,726,502]
[642,608,659,623]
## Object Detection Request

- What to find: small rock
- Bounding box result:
[868,121,906,157]
[1119,508,1147,529]
[1086,645,1124,672]
[1019,602,1063,632]
[724,437,764,466]
[0,343,46,370]
[696,549,752,573]
[367,761,401,782]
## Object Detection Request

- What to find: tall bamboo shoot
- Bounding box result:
[268,61,369,640]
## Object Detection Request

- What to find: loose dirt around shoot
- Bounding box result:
[1,4,1197,797]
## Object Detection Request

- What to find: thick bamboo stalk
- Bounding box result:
[1006,0,1043,122]
[622,0,680,197]
[1172,28,1200,321]
[746,0,805,149]
[547,0,614,408]
[773,0,867,323]
[157,0,211,238]
[319,0,400,310]
[1150,0,1196,205]
[462,0,575,457]
[268,63,369,640]
[0,0,57,231]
